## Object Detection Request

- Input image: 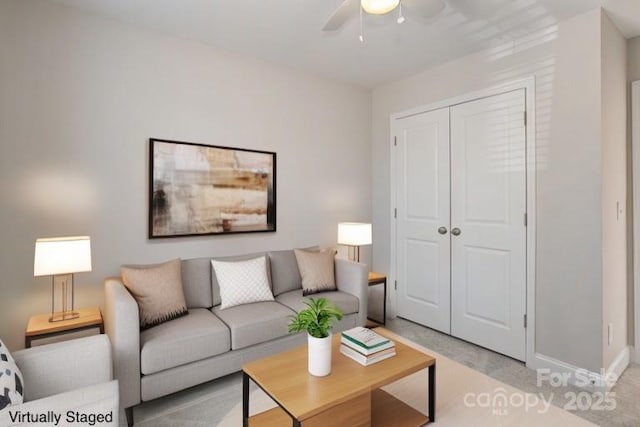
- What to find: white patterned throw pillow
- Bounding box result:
[0,339,24,411]
[212,256,274,310]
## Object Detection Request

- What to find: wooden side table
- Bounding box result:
[367,272,387,327]
[25,307,104,348]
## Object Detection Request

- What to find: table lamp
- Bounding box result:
[337,222,372,263]
[33,236,92,322]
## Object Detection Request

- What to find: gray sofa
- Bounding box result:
[103,249,368,426]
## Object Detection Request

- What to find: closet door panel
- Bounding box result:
[450,90,527,361]
[394,107,451,333]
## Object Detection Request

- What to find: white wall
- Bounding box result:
[372,9,607,371]
[601,13,628,370]
[0,0,372,351]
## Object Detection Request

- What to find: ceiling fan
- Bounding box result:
[322,0,445,32]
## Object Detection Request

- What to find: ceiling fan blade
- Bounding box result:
[402,0,445,20]
[322,0,360,31]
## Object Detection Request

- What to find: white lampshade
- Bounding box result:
[337,223,372,246]
[361,0,400,15]
[34,236,92,276]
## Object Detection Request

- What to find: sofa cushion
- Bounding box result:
[140,308,230,375]
[268,250,302,296]
[212,302,294,350]
[268,247,319,297]
[121,259,188,329]
[212,256,274,310]
[181,258,214,308]
[276,290,359,316]
[211,252,269,307]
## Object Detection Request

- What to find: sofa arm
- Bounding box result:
[104,277,141,409]
[13,335,112,401]
[335,259,368,326]
[0,380,119,426]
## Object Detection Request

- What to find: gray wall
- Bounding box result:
[0,0,372,350]
[372,9,608,371]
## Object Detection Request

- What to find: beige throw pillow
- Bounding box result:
[294,249,337,296]
[121,259,188,330]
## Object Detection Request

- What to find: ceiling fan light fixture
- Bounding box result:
[361,0,400,15]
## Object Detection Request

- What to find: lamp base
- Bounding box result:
[49,310,80,323]
[49,273,79,323]
[347,246,361,263]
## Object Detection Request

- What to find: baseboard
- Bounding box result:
[529,348,630,392]
[635,347,640,364]
[604,346,630,389]
[530,353,604,392]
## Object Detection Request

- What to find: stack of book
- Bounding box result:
[340,327,396,366]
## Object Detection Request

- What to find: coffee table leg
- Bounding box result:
[243,371,249,427]
[428,363,436,423]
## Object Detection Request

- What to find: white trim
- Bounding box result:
[522,347,629,393]
[530,346,628,392]
[388,77,537,365]
[604,346,631,390]
[389,115,398,319]
[529,353,609,392]
[633,80,640,364]
[524,79,537,370]
[390,78,535,121]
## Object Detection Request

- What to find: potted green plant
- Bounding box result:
[288,297,343,376]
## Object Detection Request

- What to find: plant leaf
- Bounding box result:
[287,297,344,338]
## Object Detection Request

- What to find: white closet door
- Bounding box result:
[450,90,527,361]
[394,107,451,333]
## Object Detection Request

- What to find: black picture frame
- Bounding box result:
[149,138,276,238]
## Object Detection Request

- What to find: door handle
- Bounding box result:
[438,227,448,235]
[451,227,461,236]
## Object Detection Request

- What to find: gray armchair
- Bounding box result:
[0,335,119,426]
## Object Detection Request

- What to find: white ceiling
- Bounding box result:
[51,0,640,87]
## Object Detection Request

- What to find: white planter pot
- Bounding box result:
[307,332,332,377]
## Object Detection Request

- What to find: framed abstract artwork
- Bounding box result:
[149,138,276,238]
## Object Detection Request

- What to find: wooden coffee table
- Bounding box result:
[242,328,435,427]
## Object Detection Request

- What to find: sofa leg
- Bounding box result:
[125,407,134,427]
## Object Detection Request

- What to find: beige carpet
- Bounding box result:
[217,331,596,426]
